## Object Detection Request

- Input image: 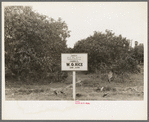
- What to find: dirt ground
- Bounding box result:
[5,67,144,101]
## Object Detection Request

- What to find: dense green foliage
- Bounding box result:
[5,6,70,82]
[72,30,143,73]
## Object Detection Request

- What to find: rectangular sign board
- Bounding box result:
[61,53,88,71]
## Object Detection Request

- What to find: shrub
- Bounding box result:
[5,6,70,83]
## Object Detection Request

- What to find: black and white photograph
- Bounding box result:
[2,2,147,120]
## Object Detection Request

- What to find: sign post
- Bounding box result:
[61,53,88,100]
[73,71,76,100]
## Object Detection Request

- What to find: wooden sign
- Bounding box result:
[61,53,88,71]
[61,53,88,100]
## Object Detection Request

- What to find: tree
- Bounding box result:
[72,30,138,73]
[5,6,70,82]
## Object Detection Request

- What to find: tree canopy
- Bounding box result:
[5,6,144,82]
[72,30,141,73]
[5,6,70,82]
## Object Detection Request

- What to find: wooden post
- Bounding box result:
[73,71,76,100]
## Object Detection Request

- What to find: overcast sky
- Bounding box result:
[4,2,147,48]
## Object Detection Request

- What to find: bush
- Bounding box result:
[72,30,141,74]
[5,6,70,83]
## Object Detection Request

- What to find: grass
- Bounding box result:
[5,66,144,101]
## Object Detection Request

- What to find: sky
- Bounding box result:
[3,2,147,48]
